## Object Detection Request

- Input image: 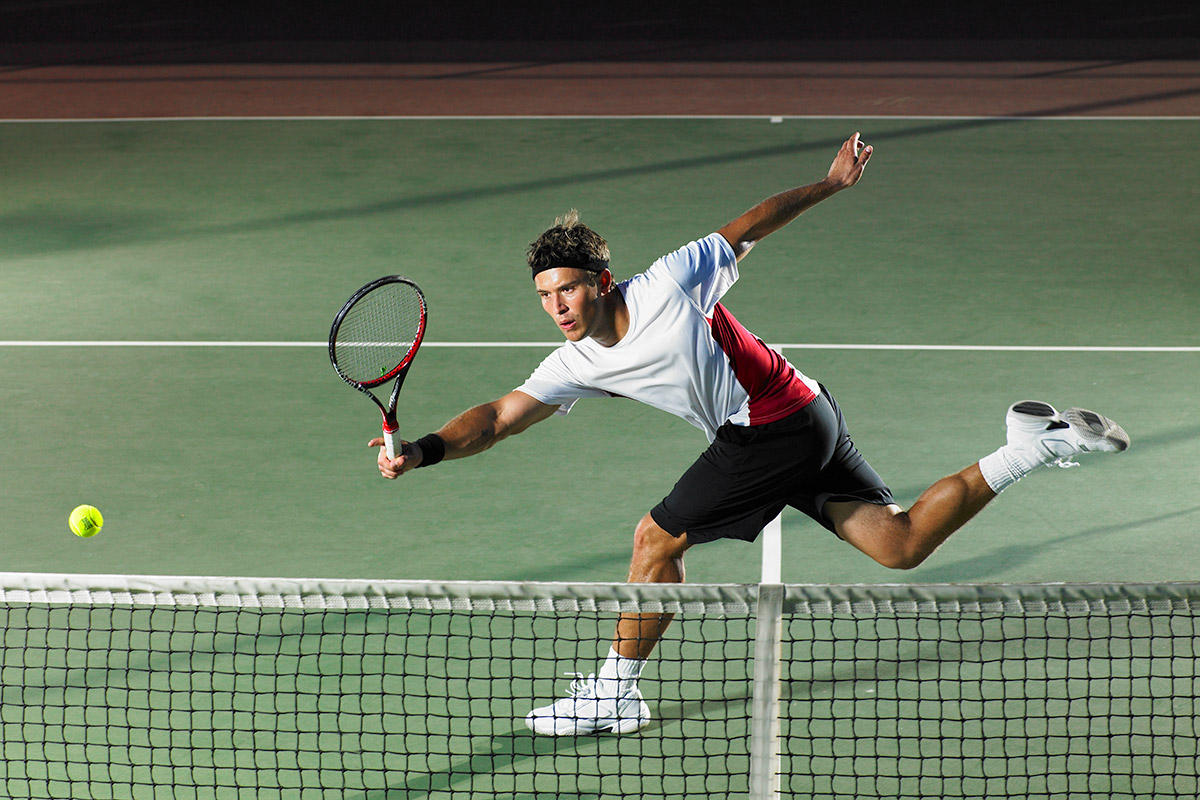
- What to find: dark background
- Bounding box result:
[2,1,1198,62]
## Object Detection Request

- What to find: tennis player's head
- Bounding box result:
[528,210,617,342]
[527,209,610,277]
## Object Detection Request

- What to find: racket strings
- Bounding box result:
[333,284,424,384]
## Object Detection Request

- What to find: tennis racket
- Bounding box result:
[329,276,427,459]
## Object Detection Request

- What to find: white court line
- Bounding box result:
[0,341,555,348]
[774,344,1200,353]
[2,115,1198,123]
[2,341,1197,352]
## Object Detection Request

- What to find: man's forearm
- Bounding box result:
[434,403,505,461]
[408,391,556,470]
[718,133,872,259]
[734,179,841,247]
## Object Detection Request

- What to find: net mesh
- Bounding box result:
[0,575,1197,800]
[780,584,1200,799]
[331,279,424,384]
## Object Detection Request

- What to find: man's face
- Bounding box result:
[534,268,605,342]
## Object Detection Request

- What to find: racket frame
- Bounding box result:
[328,275,428,458]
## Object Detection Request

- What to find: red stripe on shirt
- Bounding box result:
[708,303,816,425]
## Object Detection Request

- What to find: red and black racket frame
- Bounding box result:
[328,275,427,444]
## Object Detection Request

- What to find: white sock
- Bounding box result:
[978,445,1044,493]
[596,647,646,696]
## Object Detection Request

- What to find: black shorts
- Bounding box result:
[650,385,895,544]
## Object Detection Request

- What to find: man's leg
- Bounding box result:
[614,512,692,659]
[827,463,996,569]
[829,401,1130,570]
[524,513,690,736]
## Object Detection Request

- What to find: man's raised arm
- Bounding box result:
[371,390,559,479]
[717,132,873,261]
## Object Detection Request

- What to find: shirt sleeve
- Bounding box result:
[646,232,739,316]
[515,347,611,416]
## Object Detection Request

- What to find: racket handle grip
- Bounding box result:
[382,421,399,460]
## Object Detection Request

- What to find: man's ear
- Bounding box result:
[598,268,614,294]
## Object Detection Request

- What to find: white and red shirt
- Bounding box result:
[516,233,819,441]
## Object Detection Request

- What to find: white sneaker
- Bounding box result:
[524,673,651,736]
[1006,401,1130,468]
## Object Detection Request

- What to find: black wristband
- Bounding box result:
[414,434,446,468]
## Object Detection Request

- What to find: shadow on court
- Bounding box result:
[913,504,1200,583]
[377,727,601,799]
[374,687,754,800]
[9,98,1198,260]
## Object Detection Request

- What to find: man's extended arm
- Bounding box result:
[372,390,559,479]
[716,132,872,261]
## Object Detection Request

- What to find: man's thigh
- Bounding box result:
[824,499,908,556]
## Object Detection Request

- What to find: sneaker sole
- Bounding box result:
[1063,408,1131,452]
[523,704,651,736]
[524,717,650,736]
[1010,400,1057,418]
[599,714,651,735]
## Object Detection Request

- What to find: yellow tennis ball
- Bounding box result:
[69,505,104,538]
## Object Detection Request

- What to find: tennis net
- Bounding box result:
[0,573,1197,799]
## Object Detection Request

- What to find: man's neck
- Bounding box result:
[589,287,629,348]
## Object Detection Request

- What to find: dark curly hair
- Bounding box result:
[527,209,611,279]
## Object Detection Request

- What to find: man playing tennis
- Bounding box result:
[370,132,1129,736]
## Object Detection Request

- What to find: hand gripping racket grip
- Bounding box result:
[382,421,399,461]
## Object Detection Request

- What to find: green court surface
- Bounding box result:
[2,116,1197,584]
[1,116,1199,800]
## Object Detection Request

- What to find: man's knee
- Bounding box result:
[632,512,690,561]
[829,501,930,570]
[872,538,931,571]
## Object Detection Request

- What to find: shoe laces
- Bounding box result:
[565,672,598,699]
